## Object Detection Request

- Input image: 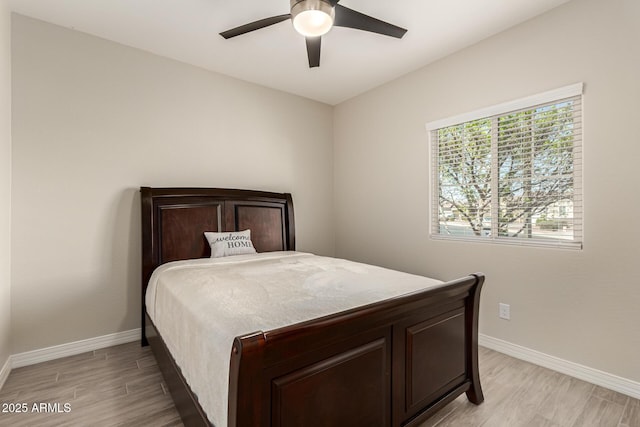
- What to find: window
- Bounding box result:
[427,84,583,249]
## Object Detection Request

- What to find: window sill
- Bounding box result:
[430,233,583,250]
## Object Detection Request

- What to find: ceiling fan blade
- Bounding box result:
[327,0,340,5]
[220,14,291,39]
[306,36,321,68]
[333,5,407,39]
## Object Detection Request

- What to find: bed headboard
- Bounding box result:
[140,187,295,338]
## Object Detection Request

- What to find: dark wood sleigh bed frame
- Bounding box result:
[140,187,485,427]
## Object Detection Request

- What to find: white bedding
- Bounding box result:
[145,251,443,426]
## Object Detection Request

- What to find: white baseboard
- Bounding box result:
[0,355,10,390]
[479,333,640,400]
[3,329,639,402]
[11,328,141,369]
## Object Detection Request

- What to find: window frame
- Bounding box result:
[426,83,584,249]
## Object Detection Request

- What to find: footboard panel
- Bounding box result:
[272,335,391,426]
[404,308,466,413]
[229,273,484,427]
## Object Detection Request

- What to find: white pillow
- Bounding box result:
[204,229,257,258]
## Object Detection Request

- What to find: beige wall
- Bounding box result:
[11,15,334,353]
[0,0,11,366]
[334,0,640,382]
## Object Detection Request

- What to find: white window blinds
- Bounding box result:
[428,84,583,249]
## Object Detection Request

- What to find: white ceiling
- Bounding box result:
[10,0,571,105]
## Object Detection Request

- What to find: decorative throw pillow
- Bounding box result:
[204,229,257,258]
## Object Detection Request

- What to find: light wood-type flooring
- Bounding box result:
[423,347,640,427]
[0,343,638,426]
[0,342,181,426]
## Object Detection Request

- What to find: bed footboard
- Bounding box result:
[229,273,484,427]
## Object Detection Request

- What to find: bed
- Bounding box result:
[140,187,484,427]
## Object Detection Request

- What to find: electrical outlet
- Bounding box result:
[499,303,510,320]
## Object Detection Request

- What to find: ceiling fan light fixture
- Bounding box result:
[291,0,335,37]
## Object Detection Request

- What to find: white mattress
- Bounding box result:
[145,251,443,426]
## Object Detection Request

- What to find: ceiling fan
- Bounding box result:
[220,0,408,68]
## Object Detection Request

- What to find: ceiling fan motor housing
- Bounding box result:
[290,0,335,37]
[290,0,334,13]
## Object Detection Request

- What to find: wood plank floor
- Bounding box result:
[0,343,638,426]
[0,342,182,426]
[422,347,640,427]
